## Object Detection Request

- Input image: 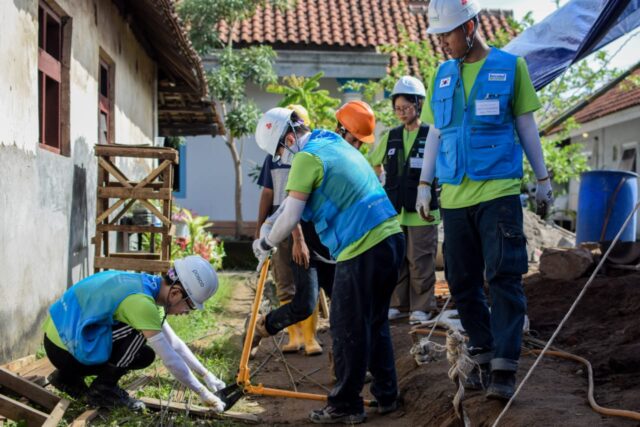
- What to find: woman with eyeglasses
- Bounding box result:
[368,76,440,326]
[43,255,226,412]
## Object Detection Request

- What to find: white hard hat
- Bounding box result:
[427,0,481,34]
[255,107,295,158]
[173,255,218,310]
[392,76,426,98]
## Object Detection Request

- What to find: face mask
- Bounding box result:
[279,144,298,165]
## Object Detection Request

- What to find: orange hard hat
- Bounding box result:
[335,101,376,144]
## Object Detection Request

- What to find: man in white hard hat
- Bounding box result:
[417,0,553,400]
[43,256,226,412]
[253,107,405,424]
[369,75,440,325]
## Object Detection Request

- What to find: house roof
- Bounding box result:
[116,0,224,136]
[544,63,640,135]
[217,0,515,71]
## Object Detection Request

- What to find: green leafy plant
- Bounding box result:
[267,72,341,128]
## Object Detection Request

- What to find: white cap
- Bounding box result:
[427,0,481,34]
[173,255,218,310]
[392,76,426,97]
[255,107,295,158]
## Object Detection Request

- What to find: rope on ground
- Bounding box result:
[446,330,474,427]
[491,201,640,427]
[410,295,452,365]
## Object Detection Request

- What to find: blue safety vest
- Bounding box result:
[431,47,523,185]
[301,130,397,258]
[49,271,161,365]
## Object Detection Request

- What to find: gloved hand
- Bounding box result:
[378,171,386,187]
[416,184,433,222]
[203,372,225,393]
[252,237,275,272]
[197,387,225,412]
[535,178,554,219]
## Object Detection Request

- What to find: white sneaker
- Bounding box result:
[388,308,409,320]
[409,311,433,324]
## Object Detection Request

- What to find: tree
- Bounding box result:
[266,72,341,128]
[178,0,293,238]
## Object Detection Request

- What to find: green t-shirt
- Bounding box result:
[421,55,541,209]
[369,129,441,227]
[286,151,402,261]
[44,294,163,350]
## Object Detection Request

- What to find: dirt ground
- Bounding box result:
[226,270,640,426]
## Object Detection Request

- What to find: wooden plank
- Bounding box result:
[161,165,173,261]
[16,358,52,377]
[109,252,161,260]
[0,394,48,426]
[96,198,127,225]
[106,182,164,190]
[136,160,172,190]
[97,158,131,188]
[0,368,59,411]
[94,165,106,272]
[1,355,36,373]
[97,224,168,234]
[94,257,171,273]
[98,187,172,200]
[41,398,69,427]
[139,397,259,423]
[108,199,136,226]
[139,200,171,227]
[95,145,178,163]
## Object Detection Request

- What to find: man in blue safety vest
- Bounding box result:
[417,0,554,401]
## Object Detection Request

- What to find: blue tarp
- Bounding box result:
[504,0,640,90]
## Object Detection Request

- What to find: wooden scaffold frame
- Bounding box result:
[93,144,178,273]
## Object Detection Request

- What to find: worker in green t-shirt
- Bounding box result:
[44,256,226,411]
[369,75,441,325]
[417,0,554,401]
[252,106,404,424]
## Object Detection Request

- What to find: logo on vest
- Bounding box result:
[387,148,396,156]
[439,77,452,88]
[488,73,507,82]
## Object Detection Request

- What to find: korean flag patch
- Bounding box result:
[439,76,452,88]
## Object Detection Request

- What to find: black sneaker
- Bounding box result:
[88,382,146,411]
[486,370,516,401]
[309,405,366,424]
[377,396,403,415]
[47,370,88,399]
[463,363,490,391]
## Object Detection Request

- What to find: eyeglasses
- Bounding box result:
[182,293,197,311]
[393,105,415,114]
[336,123,350,138]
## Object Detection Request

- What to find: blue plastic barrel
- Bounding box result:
[576,170,638,243]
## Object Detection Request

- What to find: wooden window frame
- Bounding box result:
[98,51,116,145]
[38,1,71,156]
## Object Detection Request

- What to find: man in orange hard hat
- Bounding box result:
[334,100,376,150]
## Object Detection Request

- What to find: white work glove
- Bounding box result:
[197,386,225,412]
[252,237,275,272]
[203,372,226,393]
[378,171,386,187]
[259,221,272,239]
[535,178,554,218]
[416,184,433,222]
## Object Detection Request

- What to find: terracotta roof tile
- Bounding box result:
[574,68,640,124]
[219,0,514,52]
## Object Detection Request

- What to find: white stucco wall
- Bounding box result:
[0,0,158,362]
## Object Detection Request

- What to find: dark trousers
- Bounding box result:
[44,323,156,386]
[265,258,334,335]
[328,232,405,413]
[441,195,528,372]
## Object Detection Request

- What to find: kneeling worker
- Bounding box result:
[43,255,226,411]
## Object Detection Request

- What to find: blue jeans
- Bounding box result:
[328,232,405,413]
[265,258,335,335]
[441,195,528,372]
